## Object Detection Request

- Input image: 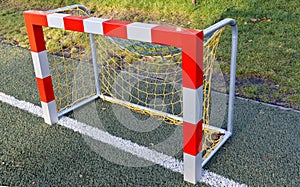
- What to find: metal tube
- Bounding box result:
[47,4,90,14]
[58,95,99,118]
[203,124,226,134]
[203,18,237,37]
[202,130,232,166]
[90,33,101,95]
[227,22,238,134]
[204,18,238,134]
[98,94,184,122]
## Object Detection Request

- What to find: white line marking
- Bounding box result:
[213,91,300,114]
[236,96,300,114]
[0,92,247,187]
[58,116,184,173]
[0,92,43,117]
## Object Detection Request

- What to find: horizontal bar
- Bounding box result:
[203,18,237,37]
[47,4,90,15]
[202,130,232,166]
[98,94,229,134]
[203,124,226,134]
[98,94,183,122]
[58,94,99,118]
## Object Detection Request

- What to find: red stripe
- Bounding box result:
[24,11,50,52]
[182,50,203,89]
[152,26,204,89]
[24,11,49,26]
[151,26,202,48]
[182,31,203,89]
[102,20,130,39]
[183,120,203,156]
[151,26,184,47]
[36,76,55,103]
[63,16,89,32]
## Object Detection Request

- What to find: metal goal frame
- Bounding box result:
[24,5,237,184]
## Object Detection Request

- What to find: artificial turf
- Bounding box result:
[1,42,299,186]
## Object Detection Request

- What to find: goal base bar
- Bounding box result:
[57,93,231,166]
[58,94,99,118]
[99,94,183,123]
[202,128,231,166]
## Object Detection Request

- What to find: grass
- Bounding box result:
[1,0,298,110]
[0,0,299,110]
[0,43,210,187]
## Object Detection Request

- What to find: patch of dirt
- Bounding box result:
[230,75,300,110]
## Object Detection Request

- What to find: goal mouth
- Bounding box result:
[96,36,183,118]
[46,29,227,161]
[94,30,227,159]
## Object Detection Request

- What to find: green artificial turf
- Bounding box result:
[0,43,209,186]
[1,42,300,186]
[205,98,300,186]
[1,101,211,187]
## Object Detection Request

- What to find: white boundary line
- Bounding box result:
[236,96,300,114]
[213,91,300,114]
[0,92,247,187]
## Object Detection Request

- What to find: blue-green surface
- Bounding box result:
[0,43,299,186]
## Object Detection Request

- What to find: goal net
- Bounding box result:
[94,30,225,159]
[24,4,238,184]
[44,9,224,159]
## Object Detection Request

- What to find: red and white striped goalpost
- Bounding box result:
[24,10,204,184]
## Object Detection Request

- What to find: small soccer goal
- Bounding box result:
[24,4,238,184]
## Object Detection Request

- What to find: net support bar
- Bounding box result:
[98,94,183,122]
[90,33,101,95]
[58,95,99,118]
[202,129,231,166]
[47,4,90,14]
[204,18,238,134]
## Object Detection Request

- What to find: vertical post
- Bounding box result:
[203,18,238,135]
[89,33,101,95]
[151,26,204,184]
[182,31,204,184]
[24,11,58,125]
[227,22,238,134]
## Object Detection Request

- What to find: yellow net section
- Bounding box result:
[202,28,225,158]
[45,6,96,112]
[96,29,225,158]
[97,36,183,124]
[45,6,226,159]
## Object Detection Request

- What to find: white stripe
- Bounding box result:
[41,100,58,125]
[208,91,300,114]
[0,92,247,187]
[183,86,203,124]
[184,153,202,184]
[0,92,43,117]
[31,51,50,79]
[47,13,70,29]
[236,96,300,114]
[127,22,158,42]
[83,17,109,35]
